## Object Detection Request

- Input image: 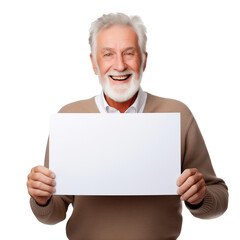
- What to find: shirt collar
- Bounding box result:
[95,87,147,113]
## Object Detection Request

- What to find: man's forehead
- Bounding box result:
[97,25,139,50]
[97,25,137,39]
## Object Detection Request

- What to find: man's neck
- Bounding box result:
[104,92,138,113]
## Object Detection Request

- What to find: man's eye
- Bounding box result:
[125,52,134,56]
[104,53,111,56]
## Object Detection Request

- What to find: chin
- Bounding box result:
[105,86,139,103]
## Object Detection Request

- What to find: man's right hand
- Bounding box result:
[27,166,56,206]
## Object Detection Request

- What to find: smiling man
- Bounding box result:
[91,23,147,112]
[27,13,228,240]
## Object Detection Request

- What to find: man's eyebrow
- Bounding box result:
[101,47,137,52]
[124,47,136,51]
[101,47,137,53]
[101,48,114,52]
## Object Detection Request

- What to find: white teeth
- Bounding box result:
[111,75,130,80]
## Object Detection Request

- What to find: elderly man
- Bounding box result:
[27,13,228,240]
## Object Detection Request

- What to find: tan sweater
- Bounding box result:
[30,93,228,240]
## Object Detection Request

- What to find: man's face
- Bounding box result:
[91,24,147,102]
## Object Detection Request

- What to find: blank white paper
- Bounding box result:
[49,113,181,195]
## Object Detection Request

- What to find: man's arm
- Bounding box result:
[177,116,228,219]
[29,193,73,225]
[27,140,73,225]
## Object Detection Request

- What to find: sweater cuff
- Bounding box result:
[185,199,204,210]
[185,190,214,218]
[30,197,54,217]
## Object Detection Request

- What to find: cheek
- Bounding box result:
[130,62,142,77]
[98,61,112,77]
[127,57,142,71]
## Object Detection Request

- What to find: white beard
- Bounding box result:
[98,68,143,103]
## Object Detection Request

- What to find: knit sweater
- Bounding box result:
[30,93,228,240]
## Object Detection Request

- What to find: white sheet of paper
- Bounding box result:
[50,113,181,195]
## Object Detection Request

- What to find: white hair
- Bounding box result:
[89,13,147,62]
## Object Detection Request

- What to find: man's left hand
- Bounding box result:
[176,168,207,205]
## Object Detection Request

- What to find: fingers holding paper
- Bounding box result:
[27,165,56,206]
[176,168,207,205]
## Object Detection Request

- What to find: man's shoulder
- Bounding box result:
[145,92,192,116]
[58,96,99,113]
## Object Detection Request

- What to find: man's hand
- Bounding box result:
[176,168,207,205]
[27,166,56,206]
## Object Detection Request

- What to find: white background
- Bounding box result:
[0,0,239,239]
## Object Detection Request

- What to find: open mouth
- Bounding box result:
[109,74,132,81]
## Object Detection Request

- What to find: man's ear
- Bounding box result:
[90,54,98,75]
[143,52,148,72]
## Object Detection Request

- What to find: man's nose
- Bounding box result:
[113,55,127,72]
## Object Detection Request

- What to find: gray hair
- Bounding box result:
[89,13,147,61]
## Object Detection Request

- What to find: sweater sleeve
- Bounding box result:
[30,195,73,225]
[182,116,228,219]
[30,139,74,225]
